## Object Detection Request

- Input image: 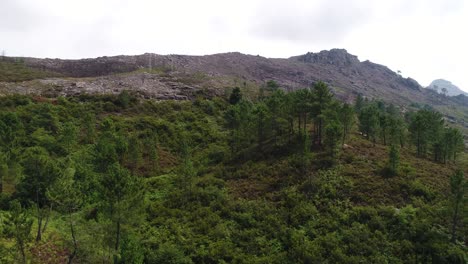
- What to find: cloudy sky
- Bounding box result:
[1,0,467,92]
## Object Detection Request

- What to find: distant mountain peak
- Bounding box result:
[428,79,467,96]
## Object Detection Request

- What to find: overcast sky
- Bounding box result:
[1,0,467,92]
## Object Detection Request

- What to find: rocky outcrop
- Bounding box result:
[0,72,217,100]
[291,49,360,66]
[0,50,456,109]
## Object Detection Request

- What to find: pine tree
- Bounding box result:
[255,102,270,152]
[409,109,444,157]
[147,134,159,172]
[311,81,333,146]
[127,133,142,174]
[338,103,355,146]
[81,112,96,144]
[17,147,60,241]
[449,169,465,243]
[359,104,380,145]
[354,94,364,113]
[100,163,144,264]
[388,145,400,176]
[5,200,33,264]
[47,164,83,264]
[324,120,343,161]
[60,122,78,154]
[229,87,242,105]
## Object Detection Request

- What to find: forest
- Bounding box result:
[0,81,466,263]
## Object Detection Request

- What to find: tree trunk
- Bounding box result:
[318,118,322,146]
[42,204,52,234]
[303,113,307,136]
[342,127,347,147]
[68,213,77,264]
[289,119,293,143]
[114,219,121,264]
[298,114,301,136]
[18,239,26,264]
[451,200,460,243]
[36,213,42,242]
[35,189,42,242]
[417,134,420,157]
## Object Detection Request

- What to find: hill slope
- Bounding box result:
[1,49,467,129]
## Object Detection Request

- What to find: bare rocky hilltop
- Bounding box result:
[428,79,467,97]
[1,49,467,128]
[5,49,425,102]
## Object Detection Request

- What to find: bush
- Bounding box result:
[0,193,11,210]
[146,243,193,264]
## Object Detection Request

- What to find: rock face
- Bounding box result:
[0,49,461,110]
[292,49,360,66]
[36,73,198,100]
[428,79,467,97]
[0,71,220,100]
[2,49,466,145]
[21,55,142,77]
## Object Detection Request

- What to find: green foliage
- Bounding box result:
[387,145,400,176]
[311,81,334,145]
[117,90,133,109]
[0,85,464,263]
[229,87,242,105]
[99,163,144,262]
[449,169,466,243]
[266,80,280,90]
[127,133,143,173]
[146,134,160,171]
[409,109,444,157]
[120,234,145,264]
[81,112,96,144]
[354,94,364,112]
[147,243,193,264]
[324,120,343,161]
[0,60,60,82]
[4,200,33,263]
[338,103,355,145]
[358,104,380,143]
[16,146,60,241]
[434,127,464,163]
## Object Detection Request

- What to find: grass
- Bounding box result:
[0,60,61,82]
[224,132,464,208]
[340,135,458,206]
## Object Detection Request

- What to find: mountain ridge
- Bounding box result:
[1,49,466,130]
[5,49,425,101]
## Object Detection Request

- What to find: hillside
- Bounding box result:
[0,52,467,263]
[0,87,466,263]
[1,49,467,131]
[0,50,430,104]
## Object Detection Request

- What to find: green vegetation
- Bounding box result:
[0,83,466,263]
[0,60,60,82]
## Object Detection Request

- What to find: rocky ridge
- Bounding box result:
[1,49,466,120]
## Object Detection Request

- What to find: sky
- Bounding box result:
[1,0,467,92]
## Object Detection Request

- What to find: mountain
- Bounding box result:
[1,49,467,129]
[0,49,436,103]
[428,79,468,96]
[0,50,467,262]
